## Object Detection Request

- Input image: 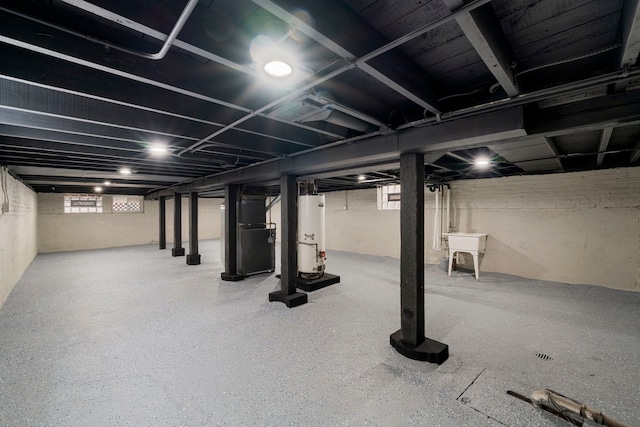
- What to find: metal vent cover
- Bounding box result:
[535,352,553,361]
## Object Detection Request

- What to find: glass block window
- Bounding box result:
[113,196,143,213]
[64,194,103,213]
[377,184,401,210]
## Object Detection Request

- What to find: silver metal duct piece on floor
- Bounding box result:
[531,389,632,427]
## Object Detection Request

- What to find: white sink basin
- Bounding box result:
[443,233,487,252]
[443,233,487,280]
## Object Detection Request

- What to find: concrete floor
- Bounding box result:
[1,240,638,426]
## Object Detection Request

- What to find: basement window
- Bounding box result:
[112,196,143,213]
[64,194,103,213]
[377,184,401,210]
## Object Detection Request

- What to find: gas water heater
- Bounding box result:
[297,183,326,279]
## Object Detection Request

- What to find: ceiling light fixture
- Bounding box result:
[148,143,169,155]
[119,167,132,175]
[103,180,112,186]
[474,158,491,168]
[357,175,366,181]
[250,34,297,80]
[94,186,103,193]
[263,60,293,78]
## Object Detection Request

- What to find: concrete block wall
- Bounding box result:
[323,188,444,262]
[318,167,640,292]
[324,189,402,258]
[0,170,38,308]
[29,166,640,292]
[38,194,223,253]
[448,168,640,291]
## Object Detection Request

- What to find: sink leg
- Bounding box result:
[448,250,454,277]
[472,251,480,280]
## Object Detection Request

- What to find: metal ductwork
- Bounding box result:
[267,96,377,133]
[298,108,373,133]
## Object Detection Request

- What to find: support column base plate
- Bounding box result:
[268,290,308,308]
[171,247,185,257]
[186,254,201,265]
[390,330,449,364]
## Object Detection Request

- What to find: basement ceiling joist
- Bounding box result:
[0,0,639,196]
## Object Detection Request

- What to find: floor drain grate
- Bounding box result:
[535,352,552,361]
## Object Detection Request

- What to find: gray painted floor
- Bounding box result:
[1,240,638,426]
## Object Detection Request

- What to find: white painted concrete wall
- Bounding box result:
[447,168,640,291]
[325,189,401,258]
[316,168,639,292]
[38,194,223,253]
[35,166,640,291]
[0,170,38,308]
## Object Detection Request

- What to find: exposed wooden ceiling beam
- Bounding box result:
[145,107,526,198]
[252,0,442,113]
[597,127,613,166]
[544,137,565,171]
[631,140,640,163]
[443,0,518,96]
[620,0,640,68]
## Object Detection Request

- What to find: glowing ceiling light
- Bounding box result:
[474,157,491,168]
[357,175,366,181]
[263,60,293,78]
[103,180,111,186]
[94,186,103,193]
[119,167,132,175]
[149,144,169,155]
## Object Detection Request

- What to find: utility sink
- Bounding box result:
[443,233,487,280]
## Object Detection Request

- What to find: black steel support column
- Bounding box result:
[186,192,201,265]
[171,192,185,257]
[390,153,448,363]
[159,196,166,250]
[269,175,307,307]
[401,152,425,347]
[221,184,243,281]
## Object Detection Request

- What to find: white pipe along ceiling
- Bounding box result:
[0,0,638,196]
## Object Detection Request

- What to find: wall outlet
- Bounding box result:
[1,203,9,214]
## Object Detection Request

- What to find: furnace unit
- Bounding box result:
[220,193,276,277]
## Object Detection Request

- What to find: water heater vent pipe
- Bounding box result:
[429,184,450,250]
[433,186,441,250]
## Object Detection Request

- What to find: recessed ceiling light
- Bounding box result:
[263,60,293,78]
[474,158,491,168]
[119,167,132,175]
[94,186,103,193]
[148,144,169,155]
[103,180,111,186]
